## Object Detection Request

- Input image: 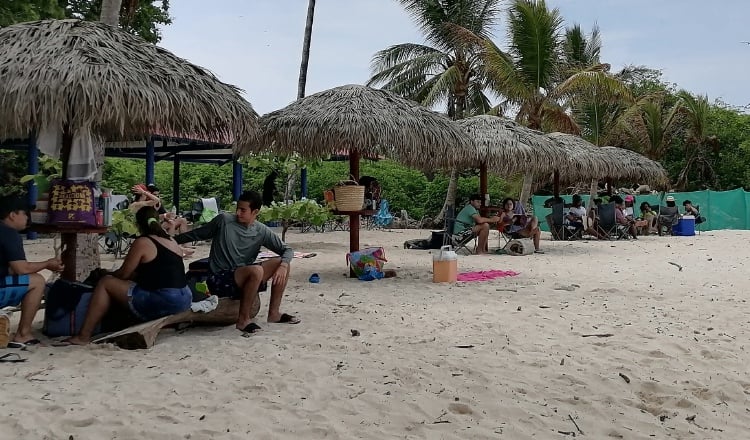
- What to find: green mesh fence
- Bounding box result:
[531,188,750,232]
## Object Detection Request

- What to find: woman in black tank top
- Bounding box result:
[67,206,192,345]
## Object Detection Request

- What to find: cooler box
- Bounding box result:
[673,216,695,236]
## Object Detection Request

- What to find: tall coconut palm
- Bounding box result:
[673,91,719,190]
[367,0,502,224]
[614,93,683,161]
[294,0,316,200]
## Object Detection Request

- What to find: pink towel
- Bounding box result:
[457,270,519,282]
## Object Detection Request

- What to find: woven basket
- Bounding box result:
[334,182,365,211]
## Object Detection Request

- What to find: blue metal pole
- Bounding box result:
[232,159,243,201]
[172,155,181,213]
[145,137,155,184]
[26,135,38,240]
[301,167,308,199]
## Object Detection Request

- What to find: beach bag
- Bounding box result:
[186,258,211,302]
[346,247,387,278]
[48,179,97,226]
[43,279,99,337]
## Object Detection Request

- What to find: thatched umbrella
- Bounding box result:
[601,146,669,189]
[456,115,565,204]
[253,84,472,258]
[0,19,259,281]
[0,19,259,153]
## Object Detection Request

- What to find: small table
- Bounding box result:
[29,223,110,281]
[332,209,377,278]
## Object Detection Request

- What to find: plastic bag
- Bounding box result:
[346,247,387,279]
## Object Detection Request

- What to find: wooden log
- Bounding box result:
[93,298,240,350]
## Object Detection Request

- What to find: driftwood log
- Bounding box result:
[93,298,240,350]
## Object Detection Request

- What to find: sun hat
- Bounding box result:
[624,195,634,202]
[666,195,675,202]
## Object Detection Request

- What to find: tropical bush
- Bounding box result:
[258,199,332,241]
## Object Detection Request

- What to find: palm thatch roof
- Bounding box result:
[0,19,258,149]
[455,115,564,174]
[601,146,670,188]
[546,132,617,181]
[249,84,472,168]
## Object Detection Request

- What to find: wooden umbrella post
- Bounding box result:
[553,170,560,199]
[348,148,360,278]
[480,163,488,207]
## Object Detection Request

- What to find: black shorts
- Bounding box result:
[206,264,267,299]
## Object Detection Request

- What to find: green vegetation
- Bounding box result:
[258,200,331,241]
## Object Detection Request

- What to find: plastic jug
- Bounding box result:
[432,245,458,283]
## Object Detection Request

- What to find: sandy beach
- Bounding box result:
[1,228,748,439]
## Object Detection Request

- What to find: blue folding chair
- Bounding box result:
[373,200,394,228]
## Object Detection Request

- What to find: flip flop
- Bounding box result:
[7,339,41,349]
[0,353,26,363]
[240,323,262,334]
[534,250,545,254]
[275,313,301,324]
[308,273,320,283]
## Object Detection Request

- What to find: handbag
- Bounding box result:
[47,179,97,226]
[346,247,387,278]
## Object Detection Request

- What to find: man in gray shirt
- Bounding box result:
[175,191,297,333]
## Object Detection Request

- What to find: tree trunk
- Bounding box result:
[297,0,316,100]
[519,171,534,208]
[433,93,466,226]
[297,0,316,198]
[100,0,123,26]
[432,168,458,227]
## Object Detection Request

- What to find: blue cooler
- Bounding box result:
[673,216,695,236]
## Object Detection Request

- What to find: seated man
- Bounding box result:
[566,195,605,239]
[453,194,500,255]
[498,198,544,253]
[658,195,680,235]
[174,190,298,333]
[682,200,705,224]
[612,195,638,239]
[0,196,63,347]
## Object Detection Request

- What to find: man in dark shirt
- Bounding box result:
[175,190,297,333]
[0,196,63,347]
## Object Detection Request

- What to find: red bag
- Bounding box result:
[48,179,97,226]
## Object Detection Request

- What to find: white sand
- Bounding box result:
[1,228,749,439]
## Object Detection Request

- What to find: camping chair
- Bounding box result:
[444,205,477,254]
[597,202,628,240]
[372,199,394,228]
[546,203,583,240]
[657,205,679,236]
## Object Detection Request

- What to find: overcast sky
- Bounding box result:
[158,0,750,115]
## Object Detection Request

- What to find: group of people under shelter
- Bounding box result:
[558,193,704,240]
[451,191,706,253]
[453,194,544,255]
[0,190,299,348]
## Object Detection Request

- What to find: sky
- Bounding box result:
[158,0,750,115]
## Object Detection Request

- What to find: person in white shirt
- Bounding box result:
[565,195,605,239]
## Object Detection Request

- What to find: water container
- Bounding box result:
[100,191,112,226]
[432,245,458,283]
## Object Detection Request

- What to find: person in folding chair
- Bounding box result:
[612,195,639,239]
[566,195,605,239]
[498,198,544,254]
[453,194,500,255]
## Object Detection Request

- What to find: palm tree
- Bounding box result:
[295,0,316,200]
[673,91,719,190]
[367,0,502,224]
[100,0,123,26]
[615,93,683,161]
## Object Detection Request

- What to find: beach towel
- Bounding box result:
[457,270,519,282]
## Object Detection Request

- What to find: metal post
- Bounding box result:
[172,154,180,213]
[300,167,308,198]
[26,135,38,240]
[145,137,155,184]
[232,159,243,201]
